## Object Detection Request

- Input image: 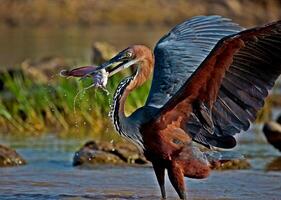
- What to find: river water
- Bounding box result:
[0,128,280,200]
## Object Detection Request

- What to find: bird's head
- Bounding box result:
[60,45,153,89]
[92,45,153,77]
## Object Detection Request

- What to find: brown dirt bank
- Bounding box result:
[0,0,280,28]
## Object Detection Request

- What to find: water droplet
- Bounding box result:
[75,121,79,128]
[73,89,85,114]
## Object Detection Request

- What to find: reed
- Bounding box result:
[0,70,150,135]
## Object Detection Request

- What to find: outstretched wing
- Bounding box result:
[146,15,242,108]
[151,20,281,149]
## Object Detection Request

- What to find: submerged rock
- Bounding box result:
[0,144,26,167]
[266,157,281,171]
[110,142,147,164]
[73,140,148,167]
[263,121,281,151]
[73,141,123,166]
[74,140,251,170]
[73,149,123,166]
[211,159,251,170]
[205,150,251,170]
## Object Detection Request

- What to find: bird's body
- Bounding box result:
[63,16,281,199]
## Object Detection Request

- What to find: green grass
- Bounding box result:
[0,70,150,135]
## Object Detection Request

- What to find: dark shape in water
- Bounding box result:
[263,120,281,151]
[73,140,148,167]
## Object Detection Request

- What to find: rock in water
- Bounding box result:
[263,121,281,151]
[73,140,148,167]
[211,159,251,170]
[109,142,148,164]
[205,150,251,170]
[73,141,123,166]
[266,157,281,171]
[0,144,26,167]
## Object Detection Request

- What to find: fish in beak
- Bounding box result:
[59,47,138,89]
[60,65,108,89]
[95,48,138,77]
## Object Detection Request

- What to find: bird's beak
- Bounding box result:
[61,51,139,80]
[83,51,139,78]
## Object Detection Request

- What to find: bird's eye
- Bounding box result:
[126,51,133,58]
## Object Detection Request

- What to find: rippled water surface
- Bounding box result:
[0,130,281,200]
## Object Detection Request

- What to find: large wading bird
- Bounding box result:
[63,16,281,199]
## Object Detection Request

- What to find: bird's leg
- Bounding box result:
[167,162,186,200]
[152,161,166,199]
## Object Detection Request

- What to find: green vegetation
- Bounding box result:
[0,70,150,135]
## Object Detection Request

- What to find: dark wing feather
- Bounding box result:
[152,20,281,149]
[145,16,242,108]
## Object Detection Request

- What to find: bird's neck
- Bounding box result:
[109,59,153,139]
[109,75,134,137]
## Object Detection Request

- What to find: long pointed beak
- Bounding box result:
[82,54,138,79]
[79,53,124,79]
[60,51,139,81]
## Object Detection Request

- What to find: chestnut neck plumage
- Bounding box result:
[109,46,154,148]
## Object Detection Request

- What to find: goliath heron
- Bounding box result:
[64,16,281,199]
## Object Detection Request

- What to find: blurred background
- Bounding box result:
[1,0,281,67]
[0,1,281,199]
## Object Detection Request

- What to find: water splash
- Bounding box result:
[74,121,79,128]
[73,88,85,114]
[73,83,110,114]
